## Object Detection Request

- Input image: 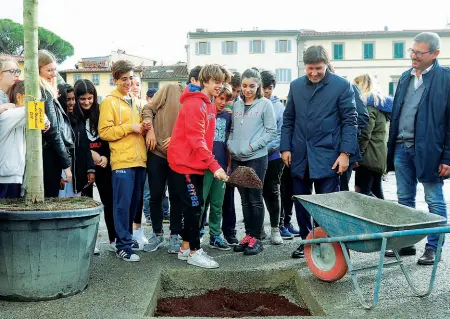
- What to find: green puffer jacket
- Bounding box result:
[358,106,389,174]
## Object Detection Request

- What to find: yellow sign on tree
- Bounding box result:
[27,101,45,130]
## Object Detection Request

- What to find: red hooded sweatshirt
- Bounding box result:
[168,85,221,175]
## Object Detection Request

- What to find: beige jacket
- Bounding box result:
[142,98,182,159]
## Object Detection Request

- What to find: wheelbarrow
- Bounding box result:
[294,191,449,310]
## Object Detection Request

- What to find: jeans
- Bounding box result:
[201,170,226,236]
[263,158,284,228]
[280,164,294,226]
[232,155,268,239]
[394,143,447,250]
[0,183,21,199]
[222,185,236,237]
[112,167,146,253]
[170,172,204,251]
[293,167,340,239]
[354,166,384,199]
[148,152,176,234]
[143,176,151,218]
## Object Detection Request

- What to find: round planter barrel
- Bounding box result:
[0,205,102,301]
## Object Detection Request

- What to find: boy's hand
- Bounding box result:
[162,137,171,150]
[282,151,291,167]
[142,120,152,131]
[332,153,350,175]
[98,156,108,168]
[146,130,157,151]
[214,168,229,182]
[131,123,143,134]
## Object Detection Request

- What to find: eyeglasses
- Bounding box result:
[1,69,21,76]
[408,48,432,58]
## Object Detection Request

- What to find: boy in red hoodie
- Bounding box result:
[168,64,230,269]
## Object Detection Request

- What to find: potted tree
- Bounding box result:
[0,0,102,301]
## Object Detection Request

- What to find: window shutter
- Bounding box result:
[275,40,279,53]
[195,42,199,55]
[262,40,266,53]
[287,69,291,82]
[207,42,211,55]
[275,69,280,81]
[288,40,292,53]
[389,82,394,96]
[249,40,253,53]
[222,41,225,54]
[234,41,238,54]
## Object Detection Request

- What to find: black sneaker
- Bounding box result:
[116,249,140,262]
[225,235,239,246]
[131,239,142,251]
[244,237,263,255]
[234,235,252,252]
[292,245,305,258]
[209,236,231,251]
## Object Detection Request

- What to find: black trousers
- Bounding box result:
[354,166,384,199]
[43,147,64,197]
[280,164,294,226]
[147,152,181,234]
[83,165,116,242]
[169,171,203,250]
[222,185,236,237]
[263,158,284,228]
[233,155,268,239]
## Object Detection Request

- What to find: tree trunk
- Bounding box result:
[23,0,44,204]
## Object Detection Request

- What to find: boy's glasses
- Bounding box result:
[2,69,22,76]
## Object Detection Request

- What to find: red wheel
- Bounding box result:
[304,227,348,282]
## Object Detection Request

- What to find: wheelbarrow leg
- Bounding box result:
[339,237,388,310]
[396,233,444,297]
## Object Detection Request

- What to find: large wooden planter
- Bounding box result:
[0,205,102,301]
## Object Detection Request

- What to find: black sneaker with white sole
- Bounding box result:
[116,249,140,262]
[225,235,239,246]
[131,239,143,251]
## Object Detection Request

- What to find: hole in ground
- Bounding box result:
[146,268,325,318]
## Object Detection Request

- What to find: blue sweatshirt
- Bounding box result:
[267,96,285,161]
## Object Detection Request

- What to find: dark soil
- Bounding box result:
[0,197,101,211]
[227,166,263,189]
[155,288,311,317]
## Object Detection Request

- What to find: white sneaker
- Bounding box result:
[107,242,117,252]
[187,249,219,269]
[94,246,100,255]
[133,228,149,246]
[178,248,190,261]
[271,228,283,245]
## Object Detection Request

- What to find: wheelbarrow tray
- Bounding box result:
[294,192,446,253]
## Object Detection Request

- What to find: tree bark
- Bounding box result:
[23,0,44,203]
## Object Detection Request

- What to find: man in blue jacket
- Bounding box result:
[386,32,450,265]
[280,45,358,258]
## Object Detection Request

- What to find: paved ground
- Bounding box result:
[1,172,450,318]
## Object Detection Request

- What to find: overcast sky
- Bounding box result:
[2,0,450,69]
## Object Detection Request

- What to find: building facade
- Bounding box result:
[187,29,298,101]
[141,63,188,92]
[187,27,450,100]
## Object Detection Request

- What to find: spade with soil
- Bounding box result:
[226,166,263,189]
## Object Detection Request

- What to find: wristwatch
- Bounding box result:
[343,152,351,157]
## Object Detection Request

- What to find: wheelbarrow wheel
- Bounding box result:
[305,227,348,282]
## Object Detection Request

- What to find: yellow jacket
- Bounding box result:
[98,89,147,170]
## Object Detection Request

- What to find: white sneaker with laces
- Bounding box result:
[107,242,117,252]
[187,249,219,269]
[116,249,140,262]
[132,228,149,250]
[178,248,190,261]
[271,228,283,245]
[94,246,100,255]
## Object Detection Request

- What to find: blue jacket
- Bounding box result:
[387,60,450,183]
[267,96,285,161]
[280,71,358,179]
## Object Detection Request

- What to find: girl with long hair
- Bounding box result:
[0,57,20,113]
[353,73,392,199]
[39,49,74,197]
[77,79,116,251]
[227,68,277,256]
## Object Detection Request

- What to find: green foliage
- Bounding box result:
[0,19,74,63]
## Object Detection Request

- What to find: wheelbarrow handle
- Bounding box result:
[297,225,450,246]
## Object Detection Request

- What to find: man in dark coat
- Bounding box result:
[280,45,358,258]
[386,32,450,265]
